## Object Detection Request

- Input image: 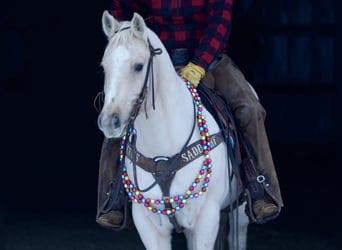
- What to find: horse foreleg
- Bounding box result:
[228,202,249,250]
[191,204,221,250]
[132,206,173,250]
[183,229,194,250]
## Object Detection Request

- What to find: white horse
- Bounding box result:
[97,11,249,250]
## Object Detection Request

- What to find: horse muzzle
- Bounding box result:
[97,112,126,138]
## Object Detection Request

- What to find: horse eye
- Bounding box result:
[134,63,144,72]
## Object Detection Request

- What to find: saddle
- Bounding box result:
[197,84,243,186]
[197,84,266,219]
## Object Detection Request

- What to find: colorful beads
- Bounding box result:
[120,80,213,216]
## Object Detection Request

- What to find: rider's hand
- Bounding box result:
[180,62,205,87]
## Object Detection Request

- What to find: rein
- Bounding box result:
[117,35,199,232]
[127,38,162,124]
[122,36,197,194]
[124,37,193,194]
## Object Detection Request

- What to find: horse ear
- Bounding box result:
[102,10,120,39]
[131,12,146,39]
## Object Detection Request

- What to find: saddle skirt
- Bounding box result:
[197,83,267,221]
[196,83,244,187]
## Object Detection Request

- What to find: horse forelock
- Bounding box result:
[104,23,133,56]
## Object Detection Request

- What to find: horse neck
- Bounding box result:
[134,52,195,157]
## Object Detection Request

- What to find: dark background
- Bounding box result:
[1,0,339,249]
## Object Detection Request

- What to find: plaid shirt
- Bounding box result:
[111,0,233,71]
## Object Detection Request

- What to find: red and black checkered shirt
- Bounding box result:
[111,0,233,71]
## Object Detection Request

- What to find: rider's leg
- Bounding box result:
[96,138,124,228]
[205,55,283,222]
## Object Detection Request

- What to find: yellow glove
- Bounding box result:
[180,62,206,87]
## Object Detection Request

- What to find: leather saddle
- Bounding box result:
[197,84,266,218]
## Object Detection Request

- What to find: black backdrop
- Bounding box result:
[1,1,110,210]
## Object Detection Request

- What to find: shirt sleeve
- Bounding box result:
[192,0,234,71]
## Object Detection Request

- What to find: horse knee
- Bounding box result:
[235,103,266,129]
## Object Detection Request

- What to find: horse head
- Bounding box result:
[98,11,158,138]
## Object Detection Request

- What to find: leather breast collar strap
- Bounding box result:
[125,131,224,233]
[125,131,224,179]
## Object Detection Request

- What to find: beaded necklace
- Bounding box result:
[119,80,213,216]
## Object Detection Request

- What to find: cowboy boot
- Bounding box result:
[96,138,125,228]
[207,55,283,222]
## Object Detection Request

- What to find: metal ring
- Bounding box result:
[256,175,266,183]
[154,156,169,162]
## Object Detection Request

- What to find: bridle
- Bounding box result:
[118,33,199,233]
[123,35,197,193]
[126,38,162,125]
[93,27,162,115]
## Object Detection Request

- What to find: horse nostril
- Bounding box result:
[97,114,103,130]
[112,114,121,129]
